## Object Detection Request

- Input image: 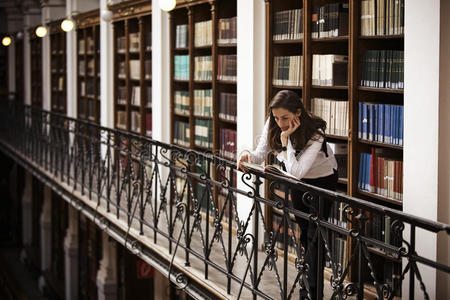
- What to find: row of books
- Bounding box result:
[194,89,212,117]
[273,8,303,40]
[218,17,237,45]
[361,50,404,89]
[218,92,237,122]
[175,24,188,48]
[312,3,349,39]
[131,111,140,133]
[145,59,151,80]
[116,111,152,136]
[219,128,236,160]
[117,86,152,108]
[367,214,401,247]
[312,54,348,87]
[273,56,303,86]
[174,55,189,80]
[358,102,403,146]
[311,98,349,137]
[118,59,151,81]
[78,59,98,77]
[174,120,190,147]
[361,0,404,36]
[217,55,236,82]
[194,119,213,148]
[194,20,213,47]
[80,80,96,97]
[359,149,403,201]
[78,37,96,55]
[174,90,190,115]
[329,142,348,180]
[78,99,96,119]
[175,17,238,48]
[194,56,212,81]
[116,32,151,53]
[52,76,64,92]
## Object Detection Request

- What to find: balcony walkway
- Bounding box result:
[1,105,448,300]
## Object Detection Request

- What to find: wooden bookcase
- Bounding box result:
[169,0,237,158]
[169,0,238,222]
[29,27,43,109]
[75,10,101,123]
[48,20,67,115]
[110,0,152,137]
[265,0,404,296]
[15,38,24,103]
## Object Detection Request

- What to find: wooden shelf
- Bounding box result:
[311,85,348,90]
[359,34,404,40]
[272,39,303,45]
[338,178,348,185]
[76,19,100,123]
[358,86,404,94]
[217,80,237,85]
[272,85,302,90]
[358,189,403,206]
[49,20,67,115]
[112,7,152,136]
[326,134,349,141]
[218,118,237,125]
[217,43,237,48]
[358,139,403,150]
[312,35,349,42]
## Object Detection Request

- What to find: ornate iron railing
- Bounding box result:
[0,101,449,300]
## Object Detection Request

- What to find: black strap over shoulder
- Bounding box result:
[321,136,328,157]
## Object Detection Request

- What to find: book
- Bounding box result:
[241,161,299,181]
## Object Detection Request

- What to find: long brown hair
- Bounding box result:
[268,90,326,151]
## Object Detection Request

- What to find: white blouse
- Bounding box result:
[251,119,338,180]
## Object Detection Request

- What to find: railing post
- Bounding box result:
[106,131,111,213]
[410,225,416,300]
[226,166,233,294]
[253,175,262,300]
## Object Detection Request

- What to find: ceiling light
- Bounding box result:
[159,0,176,12]
[61,18,74,32]
[2,36,11,46]
[35,26,47,38]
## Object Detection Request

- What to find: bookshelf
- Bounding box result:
[170,0,237,158]
[169,0,238,219]
[110,0,152,137]
[15,37,24,103]
[265,0,404,296]
[49,20,67,115]
[75,10,101,123]
[29,27,43,108]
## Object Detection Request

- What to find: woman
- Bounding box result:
[238,90,338,299]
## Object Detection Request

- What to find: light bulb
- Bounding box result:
[35,26,47,38]
[2,36,11,46]
[101,9,113,22]
[61,19,74,32]
[159,0,176,12]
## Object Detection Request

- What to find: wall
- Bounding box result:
[404,0,440,298]
[236,0,266,235]
[437,0,450,298]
